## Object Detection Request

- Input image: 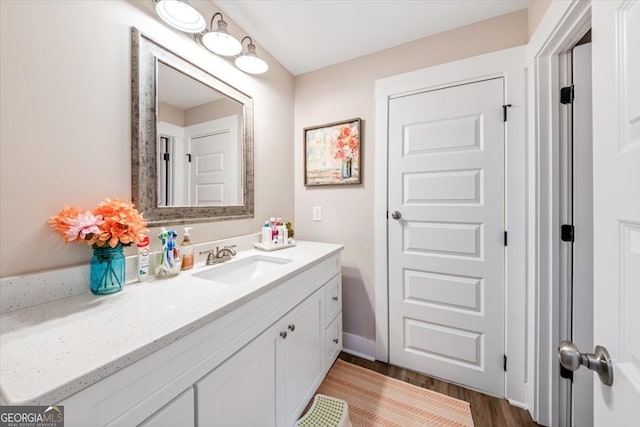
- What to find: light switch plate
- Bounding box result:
[313,206,322,222]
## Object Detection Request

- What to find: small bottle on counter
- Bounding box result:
[277,220,287,246]
[137,236,150,281]
[180,227,194,270]
[262,221,272,248]
[270,217,277,242]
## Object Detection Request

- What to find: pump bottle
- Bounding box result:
[180,227,194,270]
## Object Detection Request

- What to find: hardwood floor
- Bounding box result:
[338,352,540,427]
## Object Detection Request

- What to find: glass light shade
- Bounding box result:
[202,32,242,56]
[235,52,269,74]
[155,0,206,33]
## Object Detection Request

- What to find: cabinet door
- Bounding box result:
[278,288,324,427]
[139,388,194,427]
[325,314,342,373]
[196,322,279,427]
[325,274,342,327]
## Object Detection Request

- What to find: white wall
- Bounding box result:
[0,0,295,277]
[294,10,529,347]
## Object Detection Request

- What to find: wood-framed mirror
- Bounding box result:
[131,27,254,227]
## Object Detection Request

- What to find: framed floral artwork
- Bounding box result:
[304,118,362,186]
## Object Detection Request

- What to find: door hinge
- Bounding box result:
[504,231,508,246]
[162,152,170,162]
[560,85,574,104]
[503,104,512,122]
[504,355,507,372]
[561,224,575,242]
[186,153,192,163]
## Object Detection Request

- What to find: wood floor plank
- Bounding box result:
[338,352,540,426]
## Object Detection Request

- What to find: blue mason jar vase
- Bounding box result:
[90,245,125,295]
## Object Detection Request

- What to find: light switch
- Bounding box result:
[313,206,322,222]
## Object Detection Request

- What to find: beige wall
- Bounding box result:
[0,0,294,277]
[528,0,554,39]
[185,98,243,127]
[294,10,529,341]
[159,102,186,127]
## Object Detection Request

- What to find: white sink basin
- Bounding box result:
[192,255,293,285]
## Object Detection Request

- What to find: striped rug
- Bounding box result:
[315,359,474,427]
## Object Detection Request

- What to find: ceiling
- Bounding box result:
[214,0,530,76]
[159,62,224,110]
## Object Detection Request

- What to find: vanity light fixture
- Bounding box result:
[154,1,269,75]
[154,0,206,33]
[235,36,269,75]
[201,12,242,56]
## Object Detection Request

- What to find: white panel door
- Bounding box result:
[388,78,505,396]
[185,116,239,206]
[571,42,594,427]
[591,0,640,424]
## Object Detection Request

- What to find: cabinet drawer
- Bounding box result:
[325,314,342,373]
[325,274,341,326]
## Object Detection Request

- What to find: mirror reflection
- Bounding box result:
[131,28,254,227]
[157,62,244,207]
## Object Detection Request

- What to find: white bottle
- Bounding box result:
[278,222,288,246]
[262,221,272,248]
[137,236,150,281]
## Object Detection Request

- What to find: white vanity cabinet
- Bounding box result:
[139,388,195,427]
[51,247,342,427]
[196,287,324,427]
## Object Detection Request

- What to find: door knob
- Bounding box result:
[391,211,402,220]
[558,341,613,386]
[288,324,295,332]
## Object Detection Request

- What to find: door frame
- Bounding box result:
[526,0,591,425]
[374,46,527,406]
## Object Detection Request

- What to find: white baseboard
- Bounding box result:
[342,332,376,361]
[507,398,528,410]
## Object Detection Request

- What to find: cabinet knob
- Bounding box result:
[333,338,339,344]
[280,331,287,339]
[332,296,338,302]
[288,324,296,332]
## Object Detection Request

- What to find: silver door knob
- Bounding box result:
[391,211,402,220]
[558,341,613,386]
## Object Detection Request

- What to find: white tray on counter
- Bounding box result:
[254,240,296,251]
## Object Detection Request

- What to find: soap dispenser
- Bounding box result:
[180,227,194,270]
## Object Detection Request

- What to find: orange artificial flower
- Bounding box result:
[49,198,148,248]
[90,198,148,248]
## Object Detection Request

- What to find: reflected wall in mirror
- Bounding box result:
[132,27,254,227]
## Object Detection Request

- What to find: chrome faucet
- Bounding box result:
[199,245,237,266]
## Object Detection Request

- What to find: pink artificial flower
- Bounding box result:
[64,211,104,242]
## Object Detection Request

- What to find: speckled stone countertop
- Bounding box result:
[0,241,343,406]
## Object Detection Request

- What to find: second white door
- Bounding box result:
[388,77,505,396]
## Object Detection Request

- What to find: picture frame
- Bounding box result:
[304,118,362,186]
